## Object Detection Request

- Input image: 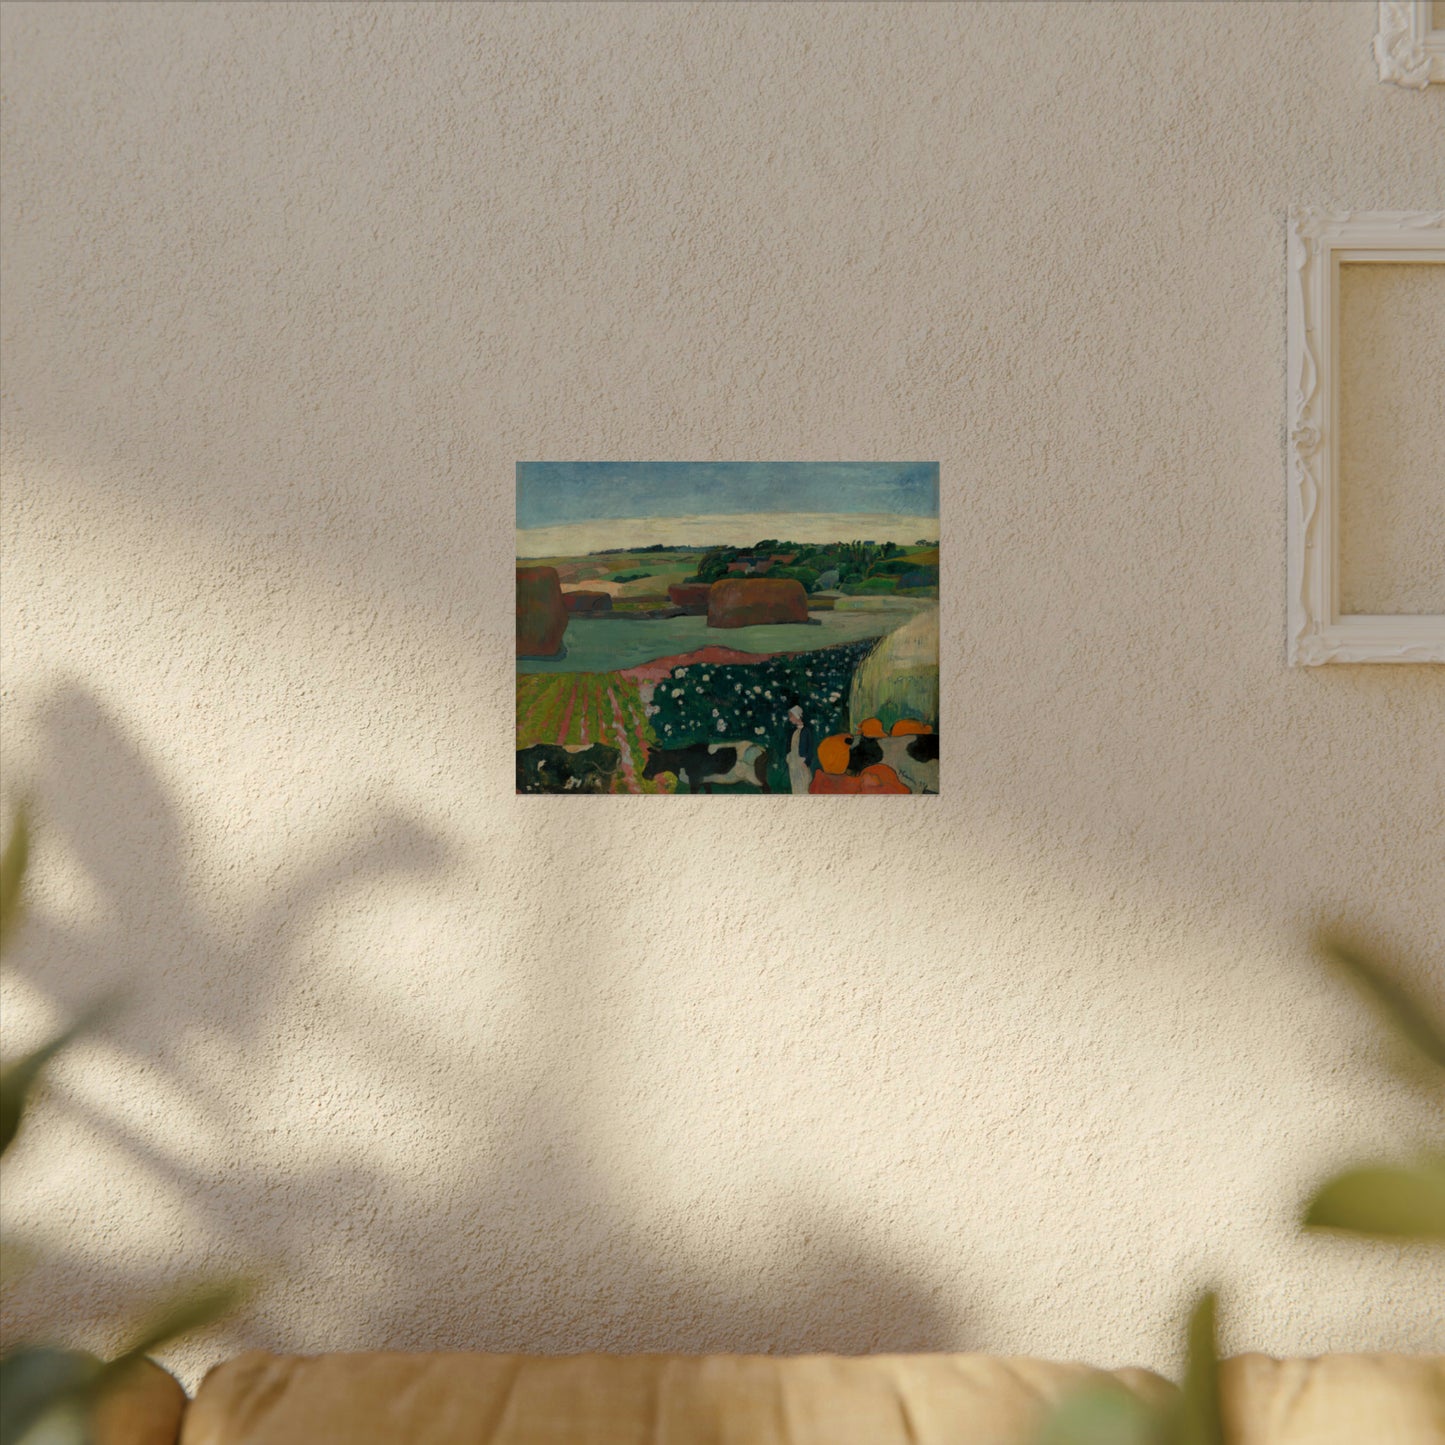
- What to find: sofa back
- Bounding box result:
[179,1350,1172,1444]
[97,1350,1445,1445]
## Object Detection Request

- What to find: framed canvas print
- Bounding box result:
[1375,1,1445,86]
[1286,208,1445,664]
[516,462,940,792]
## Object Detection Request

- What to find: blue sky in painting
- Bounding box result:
[517,462,938,530]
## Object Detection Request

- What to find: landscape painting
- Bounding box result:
[516,462,939,795]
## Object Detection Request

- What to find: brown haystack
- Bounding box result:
[707,578,808,629]
[517,566,568,656]
[667,582,713,615]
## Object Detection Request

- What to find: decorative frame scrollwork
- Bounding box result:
[1286,209,1444,665]
[1375,1,1444,87]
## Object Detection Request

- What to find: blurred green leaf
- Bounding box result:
[0,1284,248,1445]
[1034,1380,1162,1445]
[1304,1156,1445,1240]
[100,1277,250,1378]
[1,1028,82,1161]
[0,1237,38,1288]
[1169,1292,1223,1445]
[1,998,117,1159]
[0,1001,113,1162]
[0,1348,97,1445]
[16,1410,90,1445]
[0,797,251,1435]
[1318,935,1445,1075]
[0,806,29,954]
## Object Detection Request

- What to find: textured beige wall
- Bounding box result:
[1338,262,1445,615]
[1,1,1442,1389]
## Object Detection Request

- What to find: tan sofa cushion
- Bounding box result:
[1220,1353,1445,1445]
[180,1350,1174,1445]
[177,1348,1445,1445]
[94,1358,188,1445]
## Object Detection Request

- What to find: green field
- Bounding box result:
[518,549,699,588]
[516,608,916,674]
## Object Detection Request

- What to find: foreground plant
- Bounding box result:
[1037,931,1443,1444]
[0,805,249,1445]
[1302,934,1445,1241]
[1036,1293,1222,1445]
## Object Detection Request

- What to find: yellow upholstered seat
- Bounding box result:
[1219,1353,1445,1445]
[179,1350,1175,1445]
[86,1347,1444,1445]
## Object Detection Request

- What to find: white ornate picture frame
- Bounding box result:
[1287,209,1445,665]
[1376,1,1445,87]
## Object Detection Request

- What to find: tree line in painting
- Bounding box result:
[684,538,939,596]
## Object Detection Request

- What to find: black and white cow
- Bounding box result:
[516,743,621,794]
[641,742,771,793]
[879,731,939,794]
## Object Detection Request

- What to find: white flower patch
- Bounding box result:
[711,708,719,717]
[672,688,683,698]
[754,726,765,735]
[717,719,726,731]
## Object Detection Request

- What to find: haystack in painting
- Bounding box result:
[707,577,809,629]
[848,606,940,734]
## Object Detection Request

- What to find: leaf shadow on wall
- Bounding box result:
[1,679,973,1364]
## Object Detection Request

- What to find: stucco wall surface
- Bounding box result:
[1338,262,1445,615]
[1,0,1442,1388]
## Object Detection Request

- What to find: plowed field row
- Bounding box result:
[515,673,664,793]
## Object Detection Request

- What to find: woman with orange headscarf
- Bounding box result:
[808,731,910,794]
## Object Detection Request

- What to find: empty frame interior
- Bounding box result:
[1335,260,1445,616]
